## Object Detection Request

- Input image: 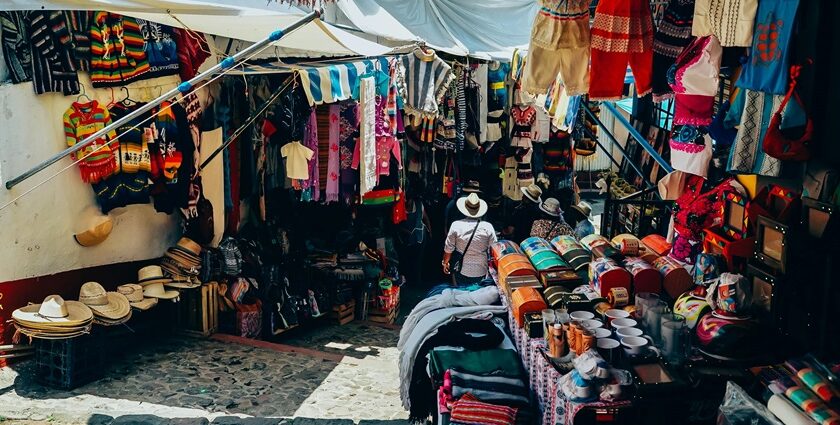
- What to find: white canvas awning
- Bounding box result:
[1,0,393,58]
[336,0,539,60]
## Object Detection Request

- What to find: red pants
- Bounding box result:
[589,0,654,100]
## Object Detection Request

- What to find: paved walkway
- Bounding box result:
[0,322,408,425]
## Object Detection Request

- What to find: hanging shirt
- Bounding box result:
[135,18,180,78]
[63,100,118,183]
[400,49,455,120]
[89,12,150,87]
[0,11,32,83]
[28,11,80,95]
[281,141,314,180]
[736,0,800,95]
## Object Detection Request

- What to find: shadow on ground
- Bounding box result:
[88,414,409,425]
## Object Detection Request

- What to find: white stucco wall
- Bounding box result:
[0,74,186,282]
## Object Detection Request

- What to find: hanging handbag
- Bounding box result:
[449,220,481,275]
[763,64,813,161]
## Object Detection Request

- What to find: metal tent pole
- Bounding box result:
[4,9,320,190]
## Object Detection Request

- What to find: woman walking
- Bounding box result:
[442,193,497,286]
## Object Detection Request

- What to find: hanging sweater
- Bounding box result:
[28,11,80,95]
[63,100,118,183]
[400,49,454,119]
[63,10,92,71]
[89,12,150,87]
[0,11,32,83]
[134,18,180,78]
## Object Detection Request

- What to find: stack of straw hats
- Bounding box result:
[136,265,180,301]
[78,282,131,326]
[159,237,202,289]
[12,295,93,339]
[117,284,158,311]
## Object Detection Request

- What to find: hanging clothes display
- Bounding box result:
[28,11,80,95]
[134,18,180,79]
[358,76,378,196]
[511,105,537,191]
[652,0,697,102]
[149,101,194,213]
[589,0,654,100]
[101,102,152,213]
[299,108,320,202]
[0,11,31,84]
[89,12,150,87]
[487,61,510,112]
[400,48,454,121]
[669,125,713,178]
[692,0,758,47]
[281,141,314,180]
[736,0,801,95]
[172,27,211,81]
[521,0,591,96]
[725,88,806,176]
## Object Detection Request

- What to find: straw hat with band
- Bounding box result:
[461,180,482,194]
[137,265,172,286]
[176,237,202,256]
[79,282,131,320]
[521,183,543,204]
[144,282,180,300]
[165,277,202,290]
[12,295,93,326]
[571,201,593,220]
[117,284,158,311]
[539,198,563,217]
[73,207,113,247]
[456,193,488,219]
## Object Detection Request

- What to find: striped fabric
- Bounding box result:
[297,57,389,106]
[63,10,92,71]
[401,49,454,118]
[90,12,150,87]
[0,11,32,83]
[28,11,80,95]
[449,370,529,407]
[450,393,518,425]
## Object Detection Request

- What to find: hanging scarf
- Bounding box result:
[339,101,358,205]
[326,104,341,203]
[300,108,320,202]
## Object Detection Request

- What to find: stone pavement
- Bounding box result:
[0,322,409,425]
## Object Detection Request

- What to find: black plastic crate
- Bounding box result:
[34,334,105,390]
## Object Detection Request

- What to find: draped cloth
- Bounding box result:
[358,76,378,196]
[326,104,341,203]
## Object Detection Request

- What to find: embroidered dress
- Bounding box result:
[522,0,591,96]
[652,0,696,102]
[63,100,118,183]
[736,0,800,95]
[89,12,150,87]
[28,11,80,95]
[0,11,31,84]
[589,0,654,100]
[692,0,758,47]
[511,105,537,190]
[669,125,713,177]
[668,35,722,125]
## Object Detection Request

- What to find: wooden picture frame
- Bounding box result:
[722,192,749,240]
[753,216,790,274]
[801,197,836,239]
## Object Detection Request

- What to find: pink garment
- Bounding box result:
[670,35,722,125]
[301,108,320,201]
[326,104,341,203]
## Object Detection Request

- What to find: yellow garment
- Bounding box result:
[280,141,314,180]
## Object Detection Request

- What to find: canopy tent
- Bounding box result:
[0,0,393,58]
[336,0,539,60]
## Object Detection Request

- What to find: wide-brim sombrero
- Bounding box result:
[12,300,93,326]
[84,292,131,320]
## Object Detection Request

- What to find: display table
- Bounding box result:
[496,271,631,425]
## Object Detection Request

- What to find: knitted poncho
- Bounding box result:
[399,49,454,120]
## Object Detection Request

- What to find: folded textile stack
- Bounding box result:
[160,237,203,288]
[12,295,94,339]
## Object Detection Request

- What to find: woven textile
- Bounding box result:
[692,0,757,47]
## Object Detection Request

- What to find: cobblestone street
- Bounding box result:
[0,322,408,425]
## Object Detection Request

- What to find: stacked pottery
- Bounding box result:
[12,295,94,339]
[78,282,132,326]
[136,266,180,302]
[159,237,202,289]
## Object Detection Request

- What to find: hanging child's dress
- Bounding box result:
[510,105,537,191]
